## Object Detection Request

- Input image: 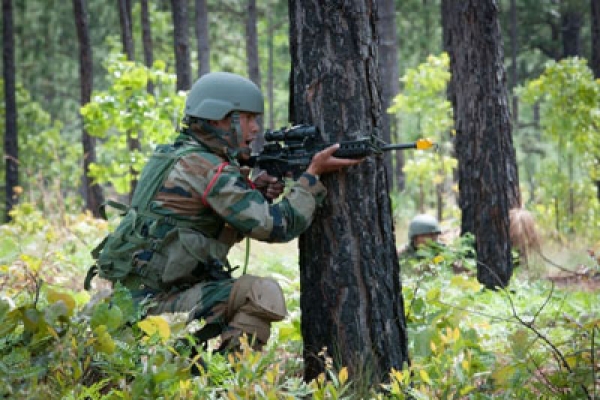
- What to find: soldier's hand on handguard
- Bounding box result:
[306,144,364,176]
[253,171,285,200]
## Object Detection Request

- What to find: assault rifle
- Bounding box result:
[246,124,435,180]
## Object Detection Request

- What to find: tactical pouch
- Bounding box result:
[142,227,230,289]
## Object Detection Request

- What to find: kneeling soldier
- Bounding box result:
[86,72,363,354]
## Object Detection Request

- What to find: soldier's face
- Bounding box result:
[414,233,440,248]
[238,112,260,149]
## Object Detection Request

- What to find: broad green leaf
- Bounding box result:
[90,303,123,332]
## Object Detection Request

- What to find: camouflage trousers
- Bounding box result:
[139,279,234,329]
[129,274,286,348]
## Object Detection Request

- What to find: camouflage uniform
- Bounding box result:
[113,120,326,347]
[88,71,329,349]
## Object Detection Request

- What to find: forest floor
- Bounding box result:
[531,245,600,291]
[547,265,600,291]
[229,238,600,291]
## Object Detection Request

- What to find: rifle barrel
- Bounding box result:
[381,143,417,151]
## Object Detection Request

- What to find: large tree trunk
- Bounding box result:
[289,0,409,385]
[377,0,403,191]
[442,0,521,289]
[73,0,104,218]
[141,0,155,93]
[3,0,18,222]
[195,0,210,77]
[171,0,192,91]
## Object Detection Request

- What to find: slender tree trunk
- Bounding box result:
[592,0,600,200]
[593,0,600,77]
[118,0,140,199]
[171,0,192,91]
[422,0,431,59]
[560,4,582,221]
[3,0,18,222]
[441,0,459,186]
[246,0,261,88]
[561,7,582,58]
[267,9,274,130]
[73,0,104,218]
[442,0,521,289]
[141,0,155,94]
[246,0,264,152]
[118,0,135,60]
[289,0,409,385]
[509,0,519,123]
[377,0,402,191]
[195,0,210,77]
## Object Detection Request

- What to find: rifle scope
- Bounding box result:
[264,124,319,142]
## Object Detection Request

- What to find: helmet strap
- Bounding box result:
[231,111,243,148]
[228,111,251,159]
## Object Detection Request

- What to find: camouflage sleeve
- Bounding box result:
[202,163,327,242]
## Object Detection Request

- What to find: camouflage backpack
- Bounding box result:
[84,142,224,291]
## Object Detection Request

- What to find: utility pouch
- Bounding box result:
[143,228,230,289]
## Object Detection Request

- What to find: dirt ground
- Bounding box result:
[546,266,600,291]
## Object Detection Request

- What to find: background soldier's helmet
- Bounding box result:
[408,214,441,241]
[185,72,264,120]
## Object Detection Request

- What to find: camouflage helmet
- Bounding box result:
[408,214,441,241]
[185,72,264,120]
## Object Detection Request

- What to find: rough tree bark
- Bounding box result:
[3,0,18,222]
[195,0,210,77]
[171,0,192,91]
[73,0,104,218]
[289,0,409,384]
[442,0,521,289]
[377,0,403,191]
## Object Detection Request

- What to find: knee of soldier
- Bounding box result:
[228,274,287,321]
[227,274,287,344]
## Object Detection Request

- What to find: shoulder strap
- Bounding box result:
[98,200,129,220]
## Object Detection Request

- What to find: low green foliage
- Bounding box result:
[0,80,82,217]
[518,57,600,241]
[388,53,458,218]
[398,237,599,399]
[1,209,598,399]
[81,53,185,194]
